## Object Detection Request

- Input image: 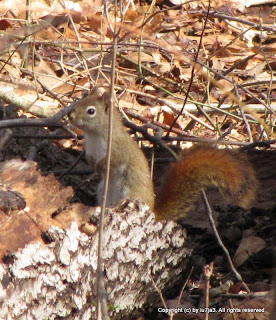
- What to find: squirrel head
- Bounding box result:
[69,87,110,134]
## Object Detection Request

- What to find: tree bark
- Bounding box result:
[0,159,190,320]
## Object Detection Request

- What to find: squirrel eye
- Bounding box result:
[86,106,96,117]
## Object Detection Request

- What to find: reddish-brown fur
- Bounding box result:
[154,145,257,220]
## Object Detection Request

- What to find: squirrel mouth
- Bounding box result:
[68,112,81,126]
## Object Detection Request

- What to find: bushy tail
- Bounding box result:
[154,145,258,220]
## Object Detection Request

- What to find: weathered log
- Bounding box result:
[0,160,190,319]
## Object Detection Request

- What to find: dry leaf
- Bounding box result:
[234,236,266,267]
[0,159,91,259]
[222,296,272,320]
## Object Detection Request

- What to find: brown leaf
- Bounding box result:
[222,297,273,320]
[0,19,12,30]
[162,110,181,129]
[0,160,91,260]
[234,236,266,267]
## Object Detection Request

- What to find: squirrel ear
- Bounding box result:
[90,86,102,98]
[89,87,111,112]
[82,91,89,98]
[102,90,111,112]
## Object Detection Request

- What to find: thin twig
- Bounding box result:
[233,80,253,142]
[201,188,250,293]
[176,267,194,308]
[150,273,168,314]
[203,10,276,33]
[203,262,213,320]
[96,1,120,319]
[167,0,213,136]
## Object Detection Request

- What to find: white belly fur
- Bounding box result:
[84,132,106,163]
[97,164,128,206]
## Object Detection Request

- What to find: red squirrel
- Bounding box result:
[69,88,258,220]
